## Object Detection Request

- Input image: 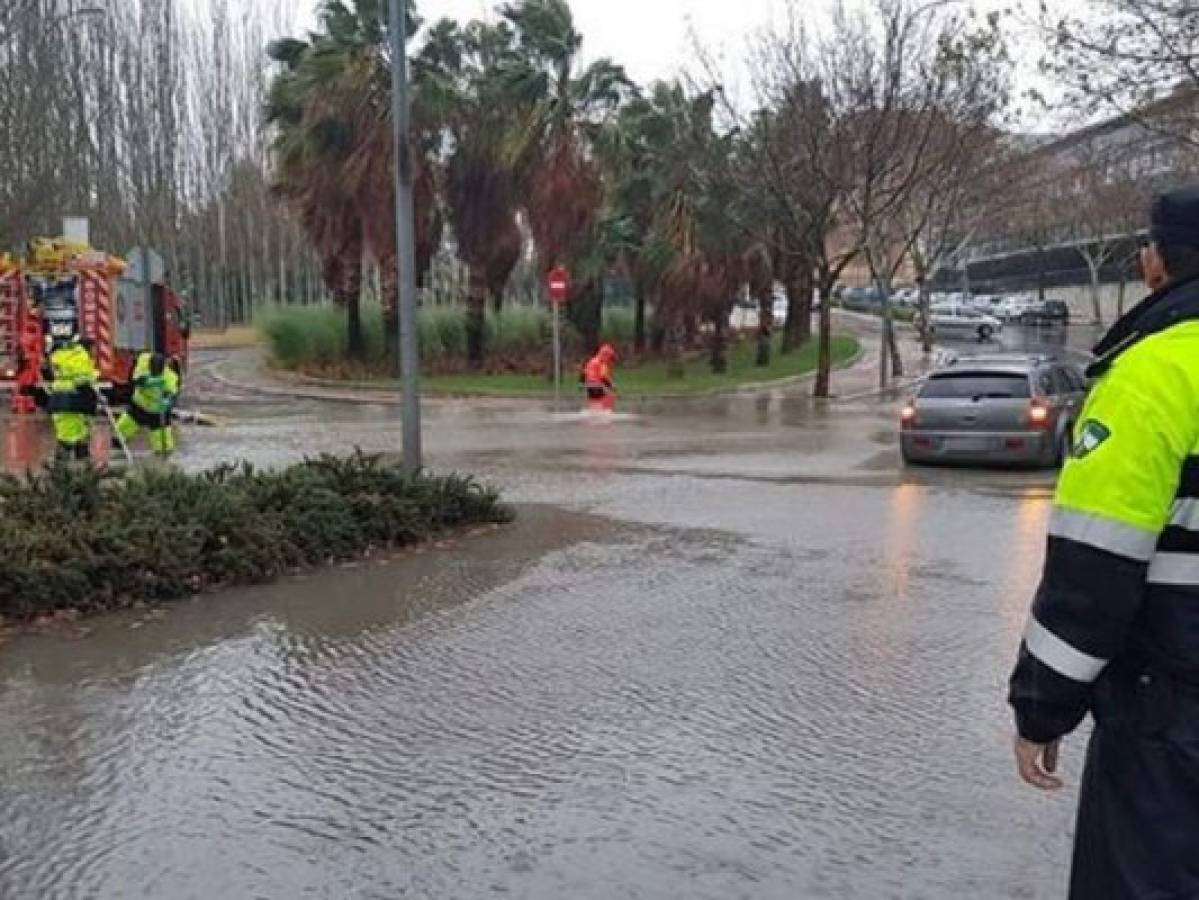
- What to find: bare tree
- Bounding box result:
[1040,0,1199,145]
[0,0,306,326]
[1059,148,1143,325]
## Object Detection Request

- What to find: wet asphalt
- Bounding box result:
[0,324,1100,898]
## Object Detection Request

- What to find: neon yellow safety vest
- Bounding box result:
[48,344,98,395]
[1011,305,1199,743]
[129,352,179,415]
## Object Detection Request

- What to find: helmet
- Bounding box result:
[148,353,166,377]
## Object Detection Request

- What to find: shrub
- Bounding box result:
[601,307,635,345]
[0,453,514,622]
[487,305,546,352]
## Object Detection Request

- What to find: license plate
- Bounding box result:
[946,437,989,452]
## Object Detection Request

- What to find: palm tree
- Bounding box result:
[415,19,524,368]
[266,34,369,358]
[267,0,441,369]
[605,84,745,374]
[499,0,633,350]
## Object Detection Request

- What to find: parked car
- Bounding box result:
[926,303,1004,342]
[843,286,883,305]
[996,296,1038,321]
[900,355,1088,467]
[1021,299,1071,326]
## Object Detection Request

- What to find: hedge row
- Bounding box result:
[259,303,637,371]
[0,452,513,621]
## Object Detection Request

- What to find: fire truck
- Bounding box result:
[0,237,190,414]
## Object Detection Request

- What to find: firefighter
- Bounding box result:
[43,336,99,460]
[580,343,618,412]
[115,351,179,456]
[1008,184,1199,898]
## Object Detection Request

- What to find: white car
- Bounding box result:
[996,296,1038,321]
[927,303,1003,342]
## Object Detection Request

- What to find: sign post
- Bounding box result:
[547,266,570,408]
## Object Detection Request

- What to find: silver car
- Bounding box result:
[900,356,1088,467]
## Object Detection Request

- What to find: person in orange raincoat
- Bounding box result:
[580,343,617,412]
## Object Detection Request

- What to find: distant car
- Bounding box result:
[996,296,1038,321]
[773,297,789,324]
[900,356,1088,467]
[926,303,1004,342]
[842,286,886,305]
[1021,300,1071,326]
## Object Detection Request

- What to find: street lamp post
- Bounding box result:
[387,0,422,472]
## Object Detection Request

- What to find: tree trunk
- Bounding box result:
[814,277,833,399]
[340,256,365,361]
[782,267,813,353]
[782,283,801,354]
[888,318,903,378]
[381,265,400,375]
[650,322,666,355]
[466,266,487,370]
[565,279,603,353]
[710,315,728,374]
[634,276,648,354]
[666,321,684,379]
[874,274,903,385]
[917,277,932,354]
[795,267,813,347]
[1088,260,1104,326]
[755,291,773,367]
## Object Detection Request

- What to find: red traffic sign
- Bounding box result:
[547,266,570,304]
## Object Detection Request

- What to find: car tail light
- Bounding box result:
[1028,401,1051,428]
[900,403,917,427]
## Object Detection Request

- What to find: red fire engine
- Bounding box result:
[0,238,190,414]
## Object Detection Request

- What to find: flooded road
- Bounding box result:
[0,330,1084,898]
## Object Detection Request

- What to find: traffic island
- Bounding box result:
[0,452,514,623]
[265,333,862,398]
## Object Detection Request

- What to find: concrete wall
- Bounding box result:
[1047,281,1144,326]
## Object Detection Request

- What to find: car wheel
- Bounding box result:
[978,324,994,342]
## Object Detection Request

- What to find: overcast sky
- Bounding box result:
[298,0,806,91]
[298,0,1055,124]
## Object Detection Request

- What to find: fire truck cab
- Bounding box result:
[0,237,190,413]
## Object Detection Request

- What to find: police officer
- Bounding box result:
[1009,184,1199,897]
[43,335,99,460]
[115,351,180,456]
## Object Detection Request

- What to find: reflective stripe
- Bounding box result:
[1147,552,1199,585]
[1024,617,1108,684]
[1049,507,1158,561]
[1170,498,1199,531]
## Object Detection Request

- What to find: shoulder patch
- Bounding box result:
[1073,419,1112,459]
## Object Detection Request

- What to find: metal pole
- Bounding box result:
[389,0,421,471]
[218,197,228,330]
[552,301,561,408]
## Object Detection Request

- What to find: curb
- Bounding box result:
[215,336,868,403]
[831,347,954,404]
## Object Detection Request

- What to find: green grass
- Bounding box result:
[423,333,859,397]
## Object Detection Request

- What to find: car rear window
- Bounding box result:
[920,372,1031,399]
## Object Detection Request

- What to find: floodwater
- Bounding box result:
[0,326,1088,898]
